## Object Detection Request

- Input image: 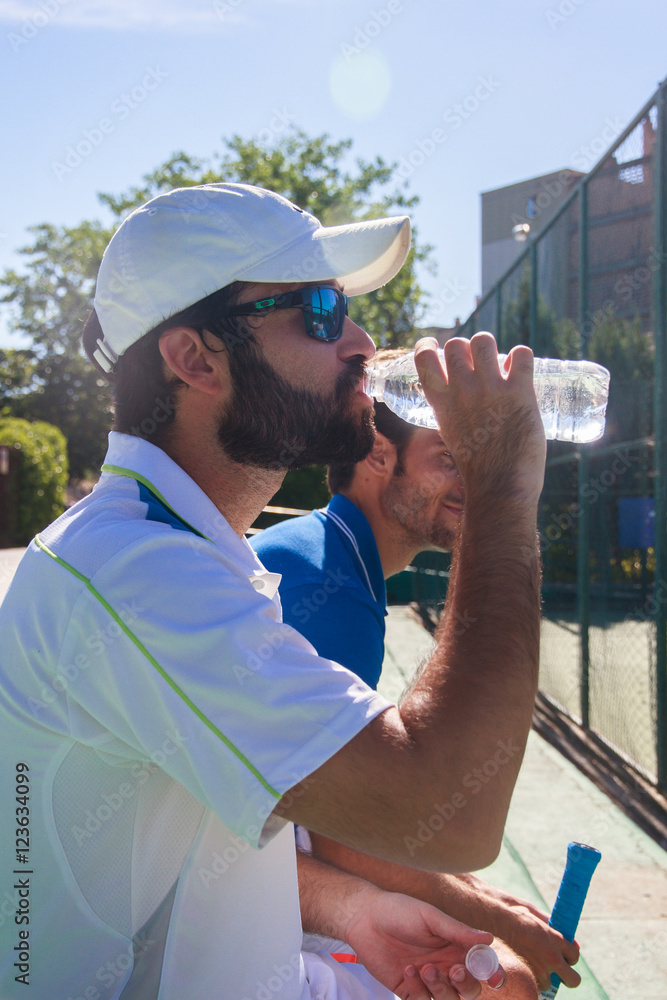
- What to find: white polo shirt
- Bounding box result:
[0,432,393,1000]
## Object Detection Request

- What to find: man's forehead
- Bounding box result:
[406,427,448,453]
[239,278,342,298]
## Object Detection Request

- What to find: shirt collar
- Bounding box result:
[325,494,386,609]
[99,432,281,600]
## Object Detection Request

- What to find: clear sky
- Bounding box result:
[1,0,665,349]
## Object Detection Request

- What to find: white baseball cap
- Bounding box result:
[90,182,411,372]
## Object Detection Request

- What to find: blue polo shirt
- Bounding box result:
[252,495,387,689]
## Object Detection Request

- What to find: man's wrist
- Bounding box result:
[297,850,383,942]
[334,875,384,944]
[460,489,540,529]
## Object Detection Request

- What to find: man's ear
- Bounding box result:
[364,431,398,481]
[158,327,224,396]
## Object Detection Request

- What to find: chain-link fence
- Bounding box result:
[442,81,667,792]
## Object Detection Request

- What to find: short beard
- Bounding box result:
[381,474,458,552]
[217,336,376,471]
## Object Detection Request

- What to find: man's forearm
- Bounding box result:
[298,848,540,999]
[308,836,580,993]
[297,841,378,939]
[397,487,542,856]
[309,833,517,934]
[393,367,544,860]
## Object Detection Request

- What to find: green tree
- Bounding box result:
[0,416,68,545]
[1,130,433,481]
[253,464,331,533]
[554,311,654,441]
[0,222,114,477]
[0,347,36,403]
[498,258,561,357]
[98,132,432,347]
[483,258,654,443]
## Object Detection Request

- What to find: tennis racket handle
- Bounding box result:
[538,842,601,1000]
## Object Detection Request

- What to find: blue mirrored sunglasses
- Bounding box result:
[221,286,349,342]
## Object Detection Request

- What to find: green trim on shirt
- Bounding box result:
[34,533,280,800]
[101,463,212,541]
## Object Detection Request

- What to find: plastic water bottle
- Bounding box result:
[365,347,610,443]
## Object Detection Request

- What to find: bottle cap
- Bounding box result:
[465,944,500,980]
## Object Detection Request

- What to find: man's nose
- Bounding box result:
[338,316,376,362]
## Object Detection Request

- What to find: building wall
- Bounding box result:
[481,168,584,295]
[567,115,657,329]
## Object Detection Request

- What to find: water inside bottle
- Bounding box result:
[532,359,609,443]
[365,353,610,443]
[365,368,438,429]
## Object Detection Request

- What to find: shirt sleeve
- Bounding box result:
[54,532,393,849]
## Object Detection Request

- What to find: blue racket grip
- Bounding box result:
[539,842,601,999]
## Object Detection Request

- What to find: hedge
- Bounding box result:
[0,416,68,545]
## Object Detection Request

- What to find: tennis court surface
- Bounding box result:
[381,606,667,1000]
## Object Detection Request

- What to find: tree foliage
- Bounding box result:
[0,347,36,400]
[492,260,655,443]
[97,132,431,346]
[554,311,654,441]
[0,416,68,544]
[256,464,331,530]
[0,222,114,477]
[0,130,432,480]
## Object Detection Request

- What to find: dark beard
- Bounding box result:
[217,338,375,471]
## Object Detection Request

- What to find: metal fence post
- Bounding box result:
[653,80,667,790]
[577,183,591,730]
[529,242,538,350]
[495,285,503,349]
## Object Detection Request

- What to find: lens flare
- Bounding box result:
[329,49,392,121]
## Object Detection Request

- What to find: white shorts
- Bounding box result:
[302,951,398,1000]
